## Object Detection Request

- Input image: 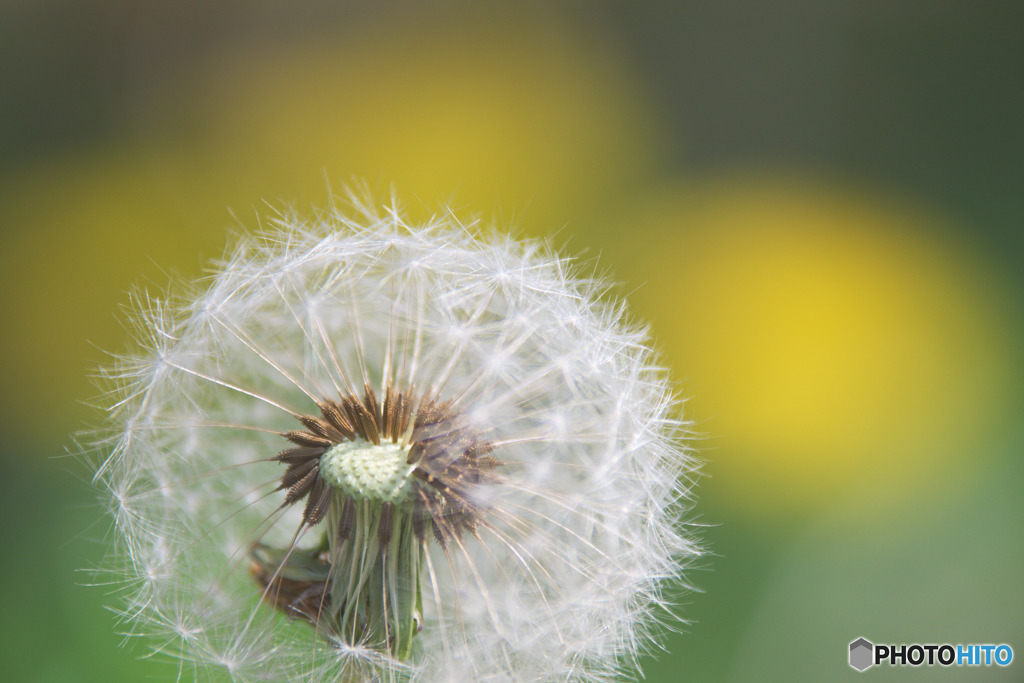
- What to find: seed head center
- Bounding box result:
[319,440,415,504]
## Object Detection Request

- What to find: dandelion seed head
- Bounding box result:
[90,191,701,681]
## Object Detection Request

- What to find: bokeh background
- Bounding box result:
[2,1,1022,681]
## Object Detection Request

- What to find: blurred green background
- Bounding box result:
[2,1,1022,681]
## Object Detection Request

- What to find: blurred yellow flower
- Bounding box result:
[0,7,658,440]
[610,176,1014,517]
[135,8,659,230]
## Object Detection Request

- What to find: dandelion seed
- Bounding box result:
[90,191,701,681]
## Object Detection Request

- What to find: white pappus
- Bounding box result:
[89,192,701,682]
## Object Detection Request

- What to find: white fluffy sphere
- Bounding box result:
[92,193,700,682]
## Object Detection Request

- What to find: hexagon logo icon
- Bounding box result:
[850,637,874,671]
